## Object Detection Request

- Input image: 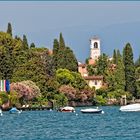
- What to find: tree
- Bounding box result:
[136,67,140,80]
[136,80,140,98]
[97,53,108,77]
[62,47,78,72]
[113,49,117,64]
[22,35,29,50]
[53,34,78,72]
[59,85,77,101]
[59,32,65,49]
[53,39,59,70]
[53,39,59,55]
[30,42,35,48]
[7,22,12,36]
[114,50,125,90]
[135,55,140,68]
[0,92,9,105]
[56,69,75,85]
[71,72,87,89]
[10,80,40,102]
[54,93,68,108]
[0,32,17,80]
[123,43,137,96]
[87,64,97,76]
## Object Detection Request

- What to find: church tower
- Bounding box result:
[90,37,101,60]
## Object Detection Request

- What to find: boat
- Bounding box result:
[119,103,140,112]
[58,106,75,112]
[81,107,104,114]
[9,107,22,114]
[0,109,3,116]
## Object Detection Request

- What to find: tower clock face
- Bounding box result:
[94,42,98,48]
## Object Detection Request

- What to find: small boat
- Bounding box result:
[59,106,75,112]
[81,107,104,114]
[119,103,140,112]
[0,109,3,116]
[9,107,22,114]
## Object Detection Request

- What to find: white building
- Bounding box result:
[90,37,101,60]
[84,76,103,90]
[78,36,103,90]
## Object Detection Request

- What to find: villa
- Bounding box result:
[78,37,104,90]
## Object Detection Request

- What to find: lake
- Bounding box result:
[0,106,140,140]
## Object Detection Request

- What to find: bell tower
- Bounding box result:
[90,37,101,60]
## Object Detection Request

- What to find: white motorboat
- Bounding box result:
[119,103,140,112]
[59,106,75,112]
[81,107,104,114]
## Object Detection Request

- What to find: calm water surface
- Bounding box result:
[0,106,140,140]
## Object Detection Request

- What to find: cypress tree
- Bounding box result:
[62,47,78,72]
[22,35,29,50]
[53,34,78,72]
[123,43,137,96]
[113,49,117,64]
[59,32,65,49]
[30,43,35,48]
[53,39,59,70]
[114,50,125,90]
[53,39,59,55]
[7,22,12,36]
[135,55,140,68]
[97,53,108,76]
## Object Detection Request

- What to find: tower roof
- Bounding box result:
[90,36,100,41]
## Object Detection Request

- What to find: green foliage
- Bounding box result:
[136,80,140,98]
[0,92,9,104]
[107,89,131,100]
[53,33,78,72]
[71,72,87,89]
[93,95,107,105]
[136,67,140,80]
[53,39,59,55]
[53,39,59,70]
[56,69,75,85]
[106,69,116,91]
[113,49,117,64]
[59,32,65,49]
[36,95,48,106]
[54,93,68,108]
[97,53,108,76]
[7,22,12,36]
[56,68,87,90]
[96,88,108,98]
[30,42,35,48]
[22,35,29,50]
[12,48,55,97]
[135,55,140,68]
[123,43,137,96]
[0,32,20,80]
[114,50,125,90]
[8,91,19,106]
[87,64,97,76]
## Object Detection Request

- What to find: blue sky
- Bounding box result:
[0,1,140,62]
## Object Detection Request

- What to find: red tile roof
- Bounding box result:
[84,75,103,80]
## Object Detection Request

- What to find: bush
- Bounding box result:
[93,95,107,105]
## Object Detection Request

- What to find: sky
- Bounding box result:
[0,1,140,62]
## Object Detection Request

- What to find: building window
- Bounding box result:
[94,42,98,48]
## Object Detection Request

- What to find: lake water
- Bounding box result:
[0,106,140,140]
